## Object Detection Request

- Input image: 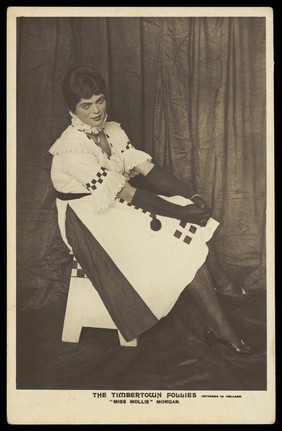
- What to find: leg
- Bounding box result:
[205,243,239,295]
[206,244,255,304]
[188,263,243,345]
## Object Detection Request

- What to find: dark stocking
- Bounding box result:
[188,263,240,344]
[205,243,241,295]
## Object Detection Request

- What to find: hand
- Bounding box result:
[180,204,211,226]
[191,194,210,211]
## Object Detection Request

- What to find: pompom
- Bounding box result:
[150,216,162,231]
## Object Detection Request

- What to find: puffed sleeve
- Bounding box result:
[61,152,126,213]
[109,122,152,178]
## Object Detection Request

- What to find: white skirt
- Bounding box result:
[57,195,219,321]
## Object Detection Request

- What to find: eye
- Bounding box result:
[97,97,105,104]
[82,104,91,110]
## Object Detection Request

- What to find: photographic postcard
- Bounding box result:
[7,6,275,425]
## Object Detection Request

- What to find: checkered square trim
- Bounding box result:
[71,256,88,278]
[85,167,108,191]
[189,225,197,234]
[174,223,195,246]
[174,230,182,239]
[183,235,192,245]
[118,197,151,215]
[118,198,194,241]
[104,133,113,147]
[121,142,132,153]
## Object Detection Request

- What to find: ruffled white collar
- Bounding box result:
[70,111,107,135]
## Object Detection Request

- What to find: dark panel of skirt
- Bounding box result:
[65,205,158,341]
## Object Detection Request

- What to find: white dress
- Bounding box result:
[49,120,219,340]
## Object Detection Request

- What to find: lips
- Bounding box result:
[91,115,102,121]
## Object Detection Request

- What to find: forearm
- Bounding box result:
[138,163,196,199]
[118,181,211,225]
[118,181,182,218]
[131,189,185,219]
[118,182,182,218]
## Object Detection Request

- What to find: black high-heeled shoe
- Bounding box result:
[204,327,252,355]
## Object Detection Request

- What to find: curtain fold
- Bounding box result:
[16,17,266,310]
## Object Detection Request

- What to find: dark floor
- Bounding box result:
[17,289,266,390]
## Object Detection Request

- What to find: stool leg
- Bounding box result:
[118,331,138,347]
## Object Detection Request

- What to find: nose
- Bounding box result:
[92,103,100,115]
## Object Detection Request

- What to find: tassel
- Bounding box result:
[150,214,162,231]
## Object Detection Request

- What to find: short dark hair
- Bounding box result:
[62,65,107,112]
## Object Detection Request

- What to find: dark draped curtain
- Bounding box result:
[17,17,266,311]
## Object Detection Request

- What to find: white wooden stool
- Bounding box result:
[62,257,137,347]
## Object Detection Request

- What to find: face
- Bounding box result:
[74,94,107,127]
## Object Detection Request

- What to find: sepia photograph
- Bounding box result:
[7,6,275,425]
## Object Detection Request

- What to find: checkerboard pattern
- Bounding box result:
[121,141,133,154]
[118,198,198,242]
[118,198,155,219]
[85,167,108,191]
[71,256,88,278]
[173,220,197,246]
